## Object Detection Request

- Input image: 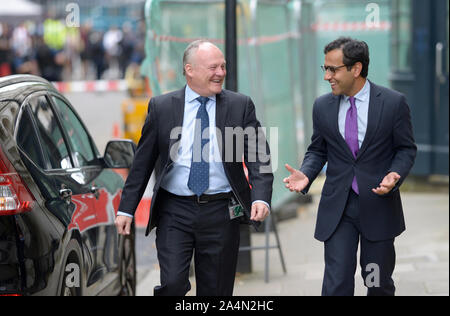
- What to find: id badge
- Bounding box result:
[228,196,244,220]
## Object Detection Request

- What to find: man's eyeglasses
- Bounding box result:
[321,64,347,74]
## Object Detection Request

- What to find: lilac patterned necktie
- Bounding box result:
[345,96,359,194]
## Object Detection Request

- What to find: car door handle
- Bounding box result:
[59,188,72,205]
[91,186,100,199]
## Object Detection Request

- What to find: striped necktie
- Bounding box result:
[345,96,359,194]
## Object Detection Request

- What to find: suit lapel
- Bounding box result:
[169,87,229,160]
[168,87,186,159]
[331,95,355,160]
[172,86,186,128]
[356,81,384,160]
[215,90,228,158]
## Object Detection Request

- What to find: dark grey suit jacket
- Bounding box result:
[300,81,417,242]
[118,87,274,235]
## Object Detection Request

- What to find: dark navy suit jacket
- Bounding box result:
[300,81,417,242]
[118,87,274,236]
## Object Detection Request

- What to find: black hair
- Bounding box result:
[324,37,370,78]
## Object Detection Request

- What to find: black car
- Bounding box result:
[0,75,137,296]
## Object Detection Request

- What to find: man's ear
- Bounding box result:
[185,64,193,77]
[353,62,363,78]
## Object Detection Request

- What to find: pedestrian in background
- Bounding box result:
[0,23,12,77]
[284,37,417,296]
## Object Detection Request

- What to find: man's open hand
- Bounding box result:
[372,172,401,195]
[283,164,310,193]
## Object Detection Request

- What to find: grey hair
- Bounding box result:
[182,39,212,76]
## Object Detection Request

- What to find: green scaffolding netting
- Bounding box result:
[141,0,306,209]
[141,0,394,208]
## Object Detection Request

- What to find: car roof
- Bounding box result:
[0,75,59,104]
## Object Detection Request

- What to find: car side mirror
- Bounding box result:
[103,140,136,168]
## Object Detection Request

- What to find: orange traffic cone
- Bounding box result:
[112,122,121,138]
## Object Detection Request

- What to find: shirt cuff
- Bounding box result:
[252,200,271,213]
[117,211,134,218]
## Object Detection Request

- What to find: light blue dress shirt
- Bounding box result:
[160,85,232,195]
[338,79,370,148]
[118,85,269,218]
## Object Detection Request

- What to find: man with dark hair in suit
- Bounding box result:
[284,37,416,296]
[115,40,273,296]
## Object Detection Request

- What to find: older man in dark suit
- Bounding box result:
[115,40,273,296]
[284,37,416,296]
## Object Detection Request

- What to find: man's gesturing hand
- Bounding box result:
[115,215,133,235]
[372,172,401,196]
[283,164,310,193]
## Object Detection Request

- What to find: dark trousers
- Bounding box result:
[154,190,240,296]
[322,191,396,296]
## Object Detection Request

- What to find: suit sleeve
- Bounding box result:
[300,100,328,194]
[243,97,274,207]
[389,95,417,192]
[117,98,160,216]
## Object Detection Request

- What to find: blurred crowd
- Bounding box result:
[0,19,146,81]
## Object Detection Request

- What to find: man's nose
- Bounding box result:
[217,68,226,77]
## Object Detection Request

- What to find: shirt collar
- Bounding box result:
[343,79,370,106]
[185,84,216,104]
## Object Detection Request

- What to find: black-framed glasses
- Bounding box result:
[320,64,347,74]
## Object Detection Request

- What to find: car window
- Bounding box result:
[51,96,98,167]
[28,95,72,169]
[16,107,46,169]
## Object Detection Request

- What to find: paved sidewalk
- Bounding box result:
[136,191,449,296]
